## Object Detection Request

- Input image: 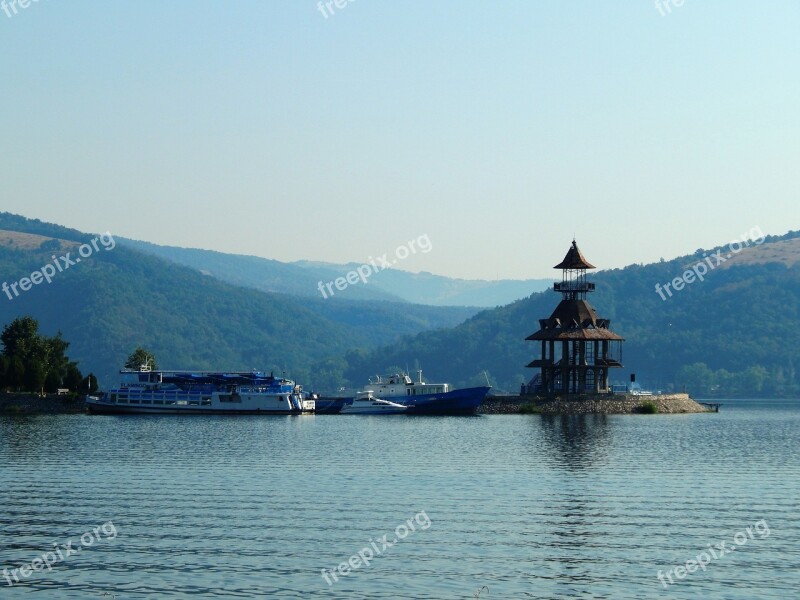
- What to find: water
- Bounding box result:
[1,399,798,599]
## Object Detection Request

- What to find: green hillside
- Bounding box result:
[0,213,475,387]
[120,238,553,307]
[4,213,798,398]
[342,231,800,398]
[119,238,407,303]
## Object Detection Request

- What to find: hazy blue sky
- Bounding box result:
[1,1,797,279]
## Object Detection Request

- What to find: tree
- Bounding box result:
[675,362,715,396]
[1,316,45,364]
[6,357,25,390]
[24,360,47,394]
[63,363,83,391]
[1,317,83,393]
[45,370,62,394]
[38,238,62,252]
[737,366,768,396]
[81,373,98,394]
[43,333,71,380]
[125,347,158,370]
[0,355,7,389]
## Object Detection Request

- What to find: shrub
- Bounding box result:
[638,401,658,414]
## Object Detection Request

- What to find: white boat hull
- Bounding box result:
[339,395,407,415]
[86,392,314,415]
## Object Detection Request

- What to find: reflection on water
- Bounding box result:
[1,400,799,599]
[535,413,612,469]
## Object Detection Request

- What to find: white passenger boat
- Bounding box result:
[339,391,408,415]
[86,365,315,415]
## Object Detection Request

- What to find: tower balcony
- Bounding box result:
[554,281,595,293]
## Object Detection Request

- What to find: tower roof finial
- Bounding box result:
[554,239,595,270]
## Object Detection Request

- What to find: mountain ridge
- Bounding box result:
[0,213,478,387]
[340,230,800,397]
[118,237,554,307]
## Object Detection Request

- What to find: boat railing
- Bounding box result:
[114,389,205,400]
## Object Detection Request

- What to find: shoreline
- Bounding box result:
[479,393,712,415]
[1,392,712,416]
[0,393,86,415]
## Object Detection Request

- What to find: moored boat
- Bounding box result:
[313,396,349,415]
[86,365,314,415]
[339,391,408,415]
[320,371,490,415]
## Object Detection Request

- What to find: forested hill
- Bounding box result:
[119,238,553,307]
[342,231,800,398]
[2,212,798,397]
[0,213,476,387]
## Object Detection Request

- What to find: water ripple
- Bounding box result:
[1,400,799,599]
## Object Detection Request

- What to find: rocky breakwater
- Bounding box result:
[479,393,711,415]
[0,393,86,415]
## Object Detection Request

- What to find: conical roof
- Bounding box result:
[554,240,595,270]
[525,299,624,341]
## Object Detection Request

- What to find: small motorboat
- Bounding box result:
[339,391,408,415]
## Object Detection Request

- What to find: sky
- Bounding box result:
[1,1,798,280]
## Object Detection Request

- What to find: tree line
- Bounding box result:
[0,316,96,395]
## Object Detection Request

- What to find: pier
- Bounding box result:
[480,393,713,414]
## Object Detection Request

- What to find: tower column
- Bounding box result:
[578,341,586,393]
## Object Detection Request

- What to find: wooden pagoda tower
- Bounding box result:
[526,240,624,395]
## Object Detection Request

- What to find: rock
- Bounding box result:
[478,393,711,415]
[0,393,86,415]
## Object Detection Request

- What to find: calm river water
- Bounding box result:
[1,399,798,599]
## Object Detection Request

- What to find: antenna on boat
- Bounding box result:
[483,371,491,386]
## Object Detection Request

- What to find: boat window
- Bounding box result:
[141,400,152,405]
[407,390,411,395]
[153,400,164,405]
[129,399,140,404]
[189,401,199,406]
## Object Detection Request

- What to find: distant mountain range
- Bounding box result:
[0,213,479,386]
[119,238,554,307]
[2,212,798,398]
